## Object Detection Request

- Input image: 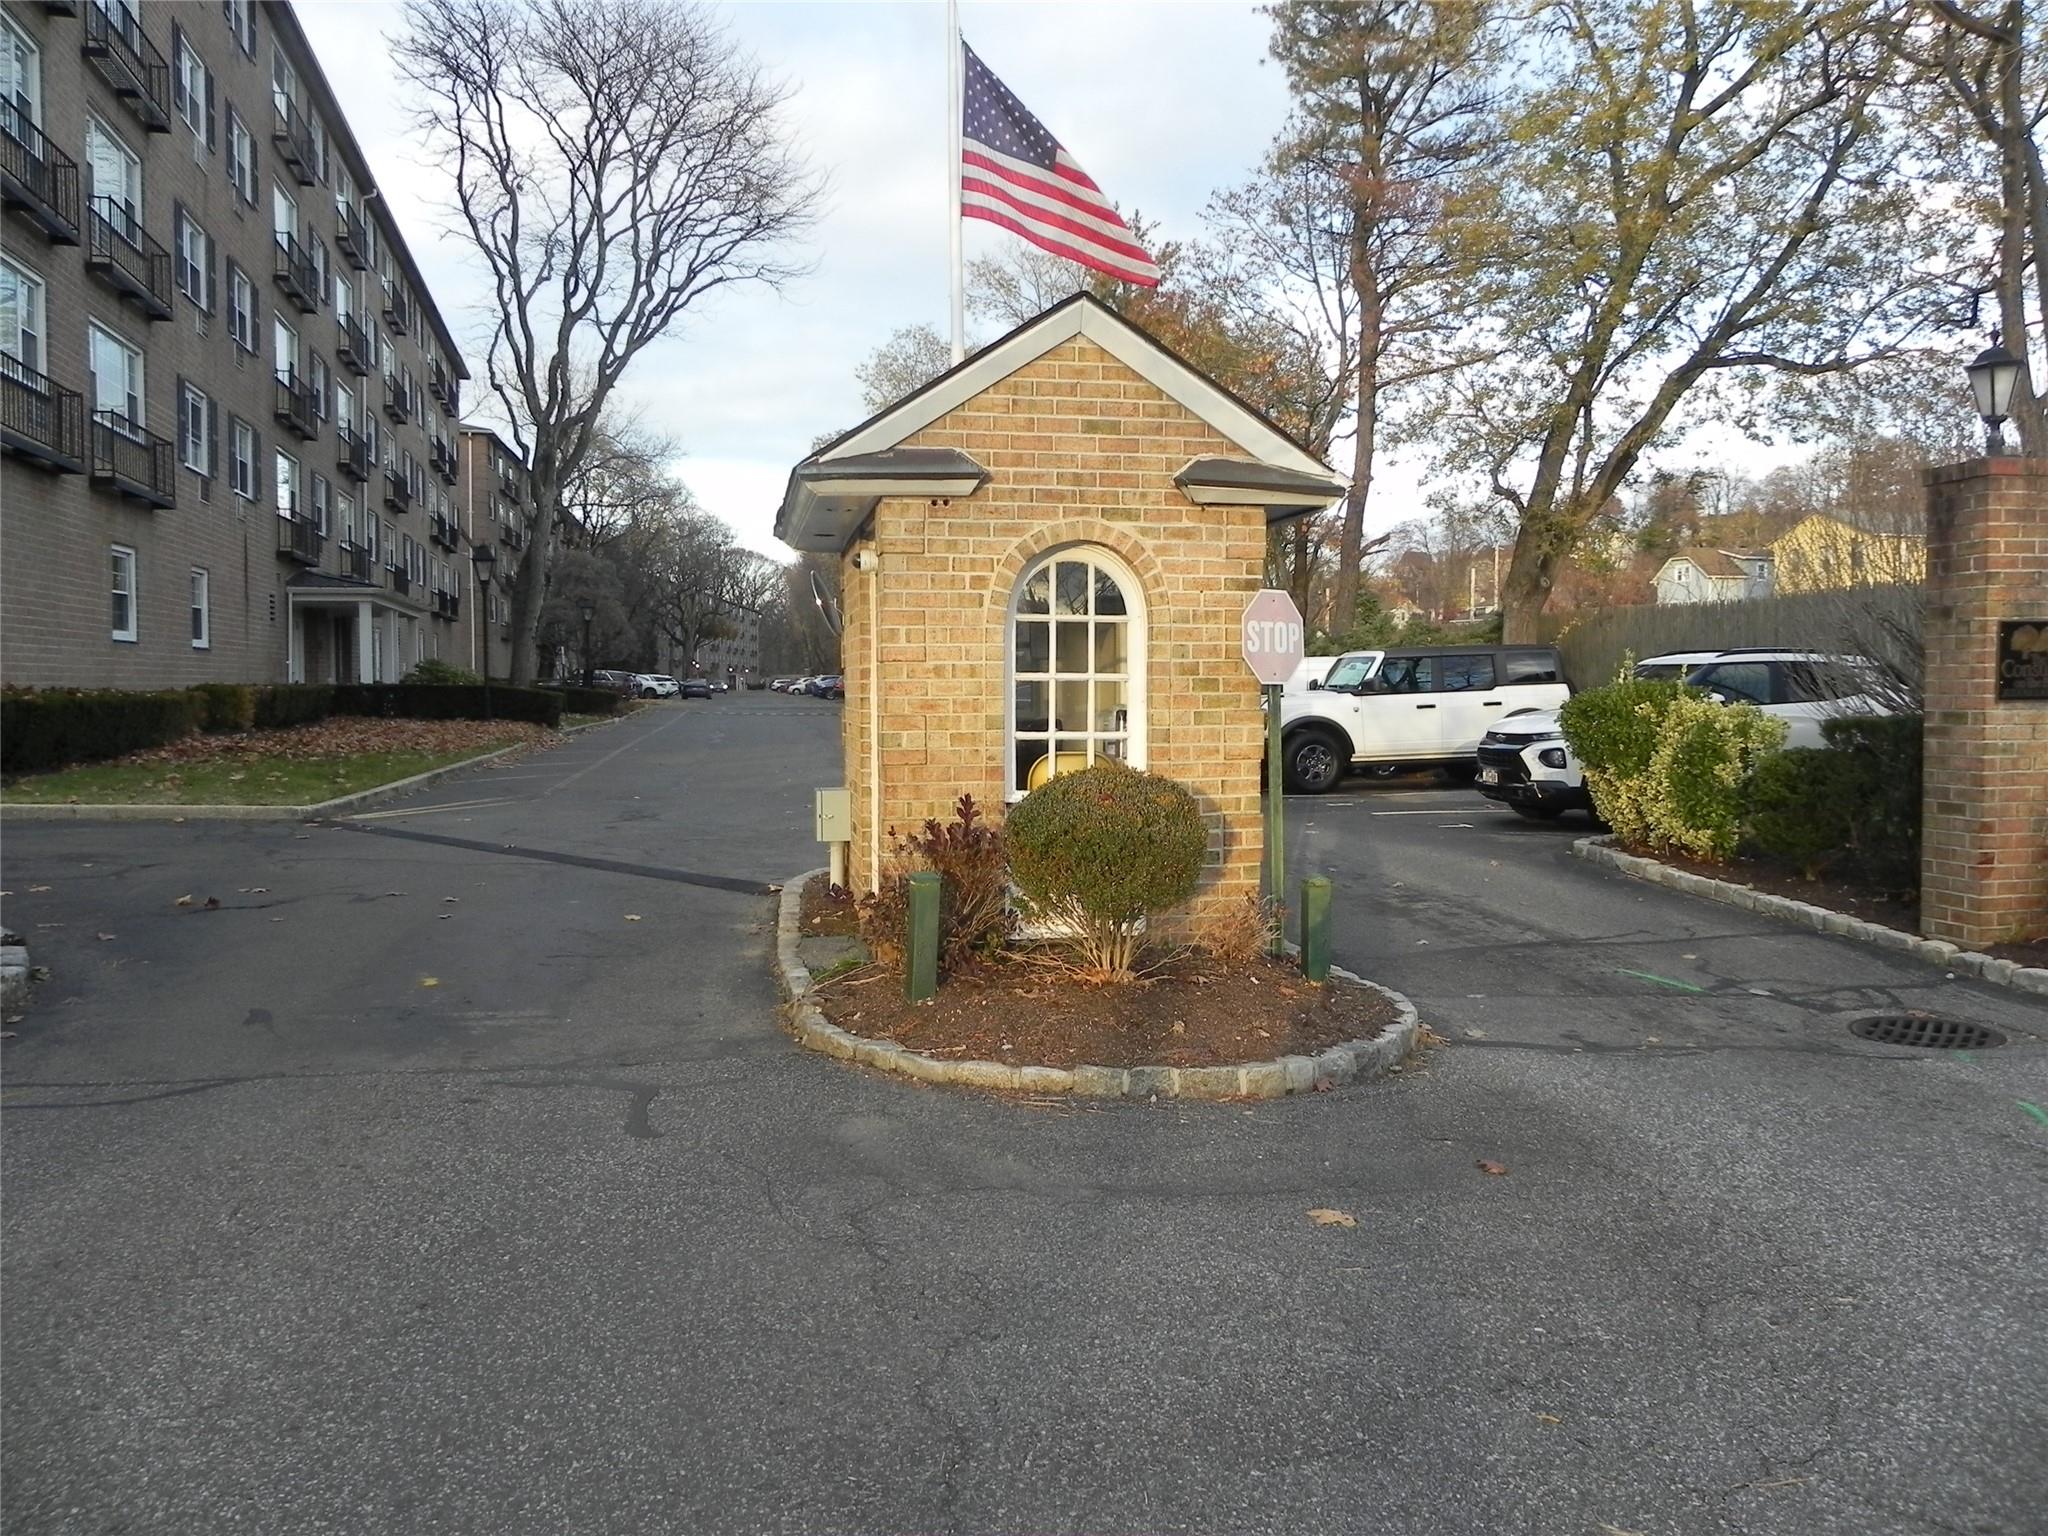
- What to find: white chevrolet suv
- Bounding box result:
[1474,650,1891,821]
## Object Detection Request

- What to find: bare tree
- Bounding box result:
[854,324,954,415]
[395,0,820,682]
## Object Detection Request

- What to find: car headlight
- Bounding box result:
[1537,747,1568,770]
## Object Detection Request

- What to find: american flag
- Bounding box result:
[959,42,1161,288]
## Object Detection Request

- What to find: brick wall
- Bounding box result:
[1920,456,2048,947]
[840,335,1269,935]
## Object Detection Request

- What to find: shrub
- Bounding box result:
[1005,761,1209,981]
[1743,715,1922,889]
[403,658,484,686]
[253,684,336,729]
[1743,748,1863,878]
[896,795,1010,968]
[332,683,564,728]
[557,685,622,718]
[1560,676,1686,847]
[189,683,257,733]
[1645,691,1786,860]
[853,879,908,972]
[1,688,203,776]
[1823,715,1921,889]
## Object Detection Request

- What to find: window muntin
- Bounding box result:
[190,568,210,649]
[2,14,41,134]
[110,545,137,641]
[1007,547,1142,798]
[0,257,45,373]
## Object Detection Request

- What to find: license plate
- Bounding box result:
[1478,768,1499,785]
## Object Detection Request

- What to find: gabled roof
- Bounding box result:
[1662,547,1768,581]
[777,293,1345,553]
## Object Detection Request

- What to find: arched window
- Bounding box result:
[1007,546,1144,798]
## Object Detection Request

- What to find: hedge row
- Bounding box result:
[554,685,622,717]
[1743,715,1922,889]
[3,681,564,776]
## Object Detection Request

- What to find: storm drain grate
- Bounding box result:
[1849,1013,2006,1050]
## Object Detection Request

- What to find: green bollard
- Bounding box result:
[1300,875,1332,983]
[906,871,941,1003]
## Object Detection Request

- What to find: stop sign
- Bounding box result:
[1241,589,1305,687]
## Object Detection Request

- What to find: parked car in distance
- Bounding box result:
[591,670,639,696]
[814,674,845,700]
[770,677,796,692]
[1475,651,1719,820]
[678,677,714,699]
[1281,645,1571,793]
[639,675,681,699]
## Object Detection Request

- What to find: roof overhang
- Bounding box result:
[778,449,990,554]
[1174,456,1347,520]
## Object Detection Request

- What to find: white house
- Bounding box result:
[1652,548,1774,605]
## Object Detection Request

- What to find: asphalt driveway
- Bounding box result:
[3,703,2043,1535]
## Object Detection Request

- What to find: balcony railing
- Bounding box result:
[273,234,319,315]
[498,473,523,505]
[336,312,372,376]
[430,436,458,484]
[89,410,174,508]
[336,424,370,482]
[336,201,371,270]
[383,467,412,514]
[273,370,318,440]
[430,510,460,551]
[383,374,411,424]
[1,356,86,472]
[387,565,411,596]
[0,106,83,244]
[383,284,413,336]
[499,518,527,552]
[432,588,461,619]
[81,2,171,134]
[272,97,317,186]
[428,358,453,406]
[85,198,173,320]
[338,540,373,583]
[277,512,323,565]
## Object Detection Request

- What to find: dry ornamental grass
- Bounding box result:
[124,718,552,766]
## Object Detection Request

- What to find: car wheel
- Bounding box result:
[1510,802,1564,821]
[1283,731,1346,794]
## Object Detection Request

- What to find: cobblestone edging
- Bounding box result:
[0,745,524,824]
[1572,835,2048,998]
[1,941,30,1013]
[774,869,1422,1099]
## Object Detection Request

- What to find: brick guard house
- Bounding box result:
[775,294,1346,929]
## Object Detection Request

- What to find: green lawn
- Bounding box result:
[1,746,502,806]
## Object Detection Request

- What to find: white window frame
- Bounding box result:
[87,319,143,432]
[179,382,210,473]
[0,256,46,374]
[1004,545,1145,800]
[174,34,207,139]
[2,14,41,134]
[226,107,255,204]
[273,314,298,382]
[176,209,209,307]
[190,568,210,649]
[85,115,142,228]
[226,0,255,57]
[228,262,255,351]
[230,418,256,500]
[311,472,330,535]
[275,447,300,518]
[110,544,138,642]
[272,181,296,243]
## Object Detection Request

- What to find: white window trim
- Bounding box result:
[231,418,256,500]
[275,447,299,518]
[110,544,138,642]
[1003,544,1146,802]
[228,263,255,351]
[1,254,46,373]
[175,35,207,138]
[190,567,210,649]
[87,318,144,430]
[3,14,41,133]
[180,382,209,473]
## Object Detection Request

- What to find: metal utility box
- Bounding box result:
[814,788,852,844]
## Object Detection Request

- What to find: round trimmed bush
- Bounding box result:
[1006,760,1208,928]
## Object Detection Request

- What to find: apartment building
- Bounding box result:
[1,0,468,688]
[454,423,526,680]
[695,602,761,684]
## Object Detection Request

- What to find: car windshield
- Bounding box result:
[1634,663,1687,680]
[1322,654,1379,691]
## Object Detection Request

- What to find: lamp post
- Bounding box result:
[1965,331,2025,456]
[579,597,596,690]
[473,544,497,718]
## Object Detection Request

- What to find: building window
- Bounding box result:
[309,352,329,416]
[274,314,298,381]
[85,116,142,227]
[176,209,212,309]
[2,15,41,136]
[174,33,209,141]
[272,182,296,243]
[190,568,210,649]
[87,321,144,432]
[226,107,255,204]
[180,383,211,474]
[228,262,257,352]
[338,488,357,546]
[275,448,299,518]
[0,257,45,373]
[230,417,256,499]
[110,545,138,642]
[1005,546,1143,798]
[311,472,330,535]
[226,0,255,57]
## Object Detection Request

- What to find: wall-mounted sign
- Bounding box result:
[1996,621,2048,701]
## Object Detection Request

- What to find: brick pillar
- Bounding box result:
[1920,457,2048,948]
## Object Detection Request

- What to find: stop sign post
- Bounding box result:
[1243,590,1305,948]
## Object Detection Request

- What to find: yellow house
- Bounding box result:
[1771,511,1926,593]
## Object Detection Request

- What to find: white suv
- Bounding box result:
[1474,650,1891,822]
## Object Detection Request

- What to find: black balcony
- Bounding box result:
[277,513,323,566]
[498,473,523,506]
[1,357,86,472]
[0,107,83,244]
[429,510,460,551]
[273,370,318,440]
[273,234,320,315]
[336,424,370,483]
[336,201,371,270]
[335,313,373,376]
[383,374,411,424]
[338,540,373,583]
[89,410,174,508]
[85,198,173,320]
[82,2,172,133]
[428,358,453,405]
[383,467,412,514]
[388,565,411,596]
[432,588,461,619]
[430,436,458,484]
[272,98,317,187]
[499,518,527,552]
[383,285,412,337]
[44,1,80,13]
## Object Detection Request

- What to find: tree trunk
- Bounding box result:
[508,485,553,684]
[1994,0,2046,453]
[1499,523,1563,643]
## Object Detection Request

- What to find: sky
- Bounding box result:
[294,0,1319,559]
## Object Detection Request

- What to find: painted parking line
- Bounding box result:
[349,797,518,821]
[1369,807,1508,816]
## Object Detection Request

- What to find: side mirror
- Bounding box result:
[1707,689,1733,706]
[1307,678,1322,690]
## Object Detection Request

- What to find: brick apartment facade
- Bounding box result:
[694,602,761,684]
[455,424,528,682]
[777,295,1346,931]
[1,0,469,689]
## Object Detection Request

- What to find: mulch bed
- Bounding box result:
[813,949,1398,1070]
[799,878,859,938]
[121,718,554,766]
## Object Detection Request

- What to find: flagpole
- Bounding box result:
[947,0,965,364]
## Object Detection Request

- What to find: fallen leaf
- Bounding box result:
[1307,1208,1357,1227]
[250,887,268,894]
[1597,1525,1647,1536]
[438,913,453,920]
[1535,1412,1562,1425]
[175,894,195,906]
[28,885,51,894]
[420,977,439,988]
[624,914,643,922]
[96,932,115,941]
[1477,1160,1509,1176]
[441,897,460,904]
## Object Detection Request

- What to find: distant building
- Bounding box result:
[696,603,761,682]
[1652,548,1774,605]
[1770,511,1925,594]
[455,426,529,679]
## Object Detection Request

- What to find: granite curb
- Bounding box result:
[1571,834,2048,998]
[1,941,30,1013]
[0,745,524,823]
[774,868,1423,1099]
